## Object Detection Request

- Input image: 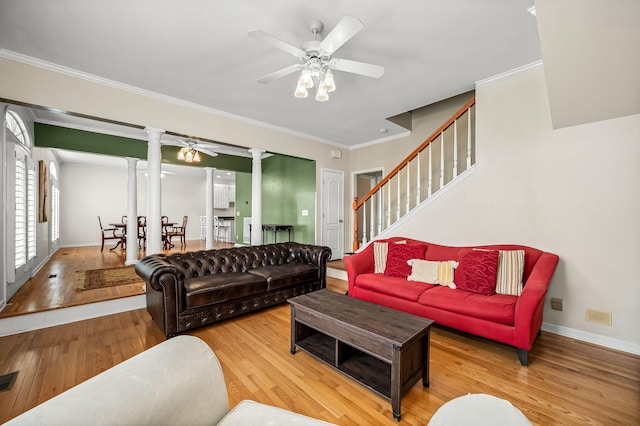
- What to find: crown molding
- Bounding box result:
[0,49,345,148]
[475,60,543,87]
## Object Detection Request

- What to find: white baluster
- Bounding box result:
[406,162,411,214]
[453,120,458,178]
[378,186,383,235]
[397,172,401,221]
[362,199,368,246]
[467,107,472,169]
[370,194,375,240]
[387,181,391,228]
[428,143,433,197]
[416,152,421,206]
[440,133,445,189]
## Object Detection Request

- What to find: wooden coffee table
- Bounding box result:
[288,289,434,421]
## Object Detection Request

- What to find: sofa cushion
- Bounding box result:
[219,400,335,425]
[384,243,428,278]
[355,273,436,301]
[407,259,458,289]
[248,263,319,291]
[184,273,267,308]
[456,249,499,295]
[373,240,406,273]
[495,250,525,296]
[418,286,517,325]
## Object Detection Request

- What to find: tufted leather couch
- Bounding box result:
[135,242,332,337]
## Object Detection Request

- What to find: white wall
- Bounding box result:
[60,162,207,246]
[387,64,640,349]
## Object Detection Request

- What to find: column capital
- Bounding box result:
[144,127,165,143]
[205,167,217,176]
[248,148,266,159]
[125,157,139,165]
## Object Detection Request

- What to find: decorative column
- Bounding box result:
[0,104,8,305]
[205,167,215,249]
[125,157,138,265]
[145,127,164,254]
[249,148,265,245]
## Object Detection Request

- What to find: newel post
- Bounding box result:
[352,197,359,252]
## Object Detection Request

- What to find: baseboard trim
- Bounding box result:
[326,267,347,281]
[542,322,640,356]
[0,295,145,337]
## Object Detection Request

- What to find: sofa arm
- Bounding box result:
[343,247,375,294]
[135,254,185,292]
[290,244,332,288]
[4,336,230,426]
[513,252,559,349]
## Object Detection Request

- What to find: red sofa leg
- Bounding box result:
[517,348,529,366]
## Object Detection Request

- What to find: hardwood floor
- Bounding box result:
[0,246,638,425]
[0,240,231,318]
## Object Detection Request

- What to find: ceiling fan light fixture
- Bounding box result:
[300,69,314,88]
[294,82,308,98]
[315,85,329,102]
[322,69,336,92]
[193,151,201,162]
[177,148,186,160]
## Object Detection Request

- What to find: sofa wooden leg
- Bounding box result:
[517,348,529,366]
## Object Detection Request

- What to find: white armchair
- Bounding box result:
[6,336,333,425]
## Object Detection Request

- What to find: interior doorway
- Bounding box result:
[352,168,384,249]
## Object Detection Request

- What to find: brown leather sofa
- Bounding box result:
[135,242,332,337]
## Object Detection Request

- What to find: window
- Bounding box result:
[6,109,35,274]
[15,154,27,268]
[5,110,30,146]
[50,162,60,243]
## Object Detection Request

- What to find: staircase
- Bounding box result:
[352,97,476,251]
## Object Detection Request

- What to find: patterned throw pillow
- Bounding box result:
[383,243,428,278]
[495,250,526,296]
[373,240,406,273]
[407,259,458,289]
[456,249,499,295]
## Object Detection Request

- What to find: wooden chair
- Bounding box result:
[167,216,188,248]
[98,216,123,251]
[137,216,147,250]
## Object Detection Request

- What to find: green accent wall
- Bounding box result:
[34,123,252,172]
[234,171,252,244]
[262,155,316,244]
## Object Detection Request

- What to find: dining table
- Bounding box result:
[108,223,127,250]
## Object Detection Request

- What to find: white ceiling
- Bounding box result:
[0,0,542,147]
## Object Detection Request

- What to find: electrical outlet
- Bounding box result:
[550,298,563,311]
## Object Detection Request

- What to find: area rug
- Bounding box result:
[76,265,143,291]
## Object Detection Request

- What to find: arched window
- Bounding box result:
[5,109,36,275]
[5,110,31,147]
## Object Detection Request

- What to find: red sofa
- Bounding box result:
[344,237,559,366]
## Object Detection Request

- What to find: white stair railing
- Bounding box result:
[352,97,476,251]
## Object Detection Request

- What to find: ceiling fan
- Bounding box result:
[248,16,385,101]
[165,139,219,163]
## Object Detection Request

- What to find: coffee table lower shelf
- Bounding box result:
[295,330,392,399]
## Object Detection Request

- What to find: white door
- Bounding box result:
[321,169,344,259]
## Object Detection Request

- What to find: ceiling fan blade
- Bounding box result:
[248,30,306,58]
[330,58,385,78]
[319,16,364,55]
[196,147,218,158]
[257,63,303,84]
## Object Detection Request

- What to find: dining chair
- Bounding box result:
[137,216,147,250]
[167,215,188,248]
[98,216,123,251]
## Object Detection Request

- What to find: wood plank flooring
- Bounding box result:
[0,245,638,425]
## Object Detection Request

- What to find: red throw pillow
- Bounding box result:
[456,248,499,295]
[384,243,428,278]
